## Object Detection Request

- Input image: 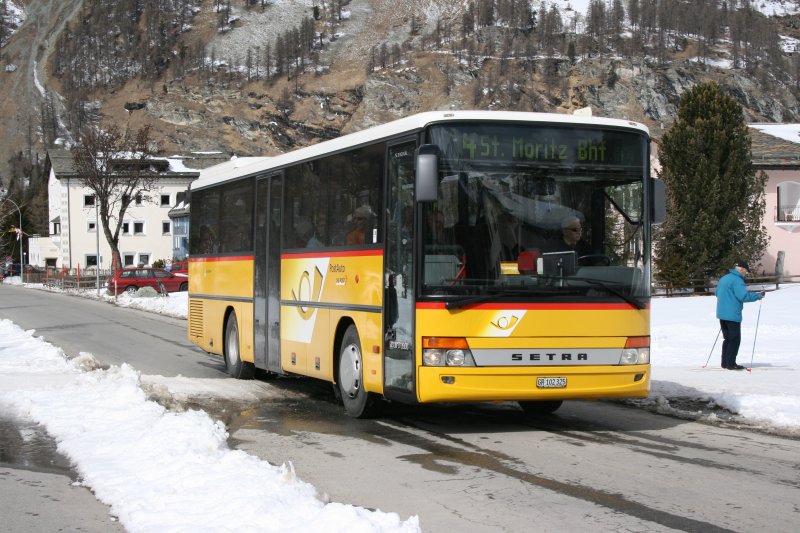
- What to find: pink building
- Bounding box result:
[749,125,800,278]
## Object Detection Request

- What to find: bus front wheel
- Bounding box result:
[224,311,254,379]
[518,400,563,414]
[337,325,380,418]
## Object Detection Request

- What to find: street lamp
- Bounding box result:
[2,198,24,284]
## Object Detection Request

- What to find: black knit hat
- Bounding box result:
[735,260,750,272]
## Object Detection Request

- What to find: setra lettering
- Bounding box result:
[511,353,590,362]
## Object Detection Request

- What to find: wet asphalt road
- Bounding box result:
[0,415,125,532]
[0,284,226,377]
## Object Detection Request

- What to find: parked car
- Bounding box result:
[107,267,188,294]
[168,260,188,275]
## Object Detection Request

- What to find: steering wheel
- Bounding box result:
[578,254,611,266]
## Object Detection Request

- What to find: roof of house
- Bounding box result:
[46,149,230,179]
[749,125,800,169]
[168,196,190,219]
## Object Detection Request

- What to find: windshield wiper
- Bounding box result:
[445,287,567,310]
[568,277,646,309]
[438,277,645,310]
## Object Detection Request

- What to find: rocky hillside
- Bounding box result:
[1,0,799,185]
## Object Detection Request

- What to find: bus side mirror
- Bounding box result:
[651,178,666,225]
[416,144,439,203]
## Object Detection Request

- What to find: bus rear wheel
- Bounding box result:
[337,325,380,418]
[518,400,563,414]
[224,311,254,379]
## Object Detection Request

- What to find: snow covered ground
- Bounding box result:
[1,277,798,531]
[647,284,800,432]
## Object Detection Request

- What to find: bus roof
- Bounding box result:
[191,110,649,190]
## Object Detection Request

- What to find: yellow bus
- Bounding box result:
[187,110,665,417]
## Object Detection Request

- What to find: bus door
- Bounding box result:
[254,173,283,373]
[384,141,416,401]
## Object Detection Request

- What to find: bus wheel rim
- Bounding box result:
[226,322,239,366]
[340,343,361,398]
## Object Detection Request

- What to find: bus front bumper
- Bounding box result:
[417,365,650,403]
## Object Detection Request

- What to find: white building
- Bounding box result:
[36,149,228,270]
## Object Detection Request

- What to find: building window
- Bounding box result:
[53,222,61,235]
[161,194,171,206]
[123,254,135,266]
[777,182,800,222]
[84,194,95,207]
[122,222,130,234]
[162,221,171,234]
[134,222,145,235]
[86,255,98,268]
[135,194,143,206]
[138,254,150,266]
[88,220,97,232]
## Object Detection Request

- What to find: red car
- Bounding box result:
[107,267,188,295]
[168,260,189,275]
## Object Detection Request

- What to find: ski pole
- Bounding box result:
[747,298,763,373]
[703,328,721,368]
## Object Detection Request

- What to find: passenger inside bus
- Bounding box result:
[197,225,215,254]
[308,217,327,248]
[294,218,317,248]
[346,205,373,245]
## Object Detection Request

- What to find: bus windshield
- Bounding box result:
[421,123,650,304]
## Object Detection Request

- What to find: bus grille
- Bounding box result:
[188,299,204,338]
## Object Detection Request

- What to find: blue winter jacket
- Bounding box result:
[716,268,762,322]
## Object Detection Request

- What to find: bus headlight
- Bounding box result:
[619,337,650,365]
[423,349,445,366]
[422,338,476,367]
[619,348,650,364]
[446,349,466,366]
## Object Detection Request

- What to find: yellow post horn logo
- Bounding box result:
[491,315,519,331]
[292,266,324,319]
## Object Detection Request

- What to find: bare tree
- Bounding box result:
[71,124,158,270]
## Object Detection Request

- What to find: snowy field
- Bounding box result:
[1,276,799,531]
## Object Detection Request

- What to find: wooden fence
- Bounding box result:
[22,268,113,290]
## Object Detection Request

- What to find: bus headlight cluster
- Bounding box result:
[619,348,650,365]
[422,338,476,367]
[619,337,650,365]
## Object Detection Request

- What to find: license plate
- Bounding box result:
[537,377,567,388]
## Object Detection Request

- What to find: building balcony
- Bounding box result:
[776,205,800,222]
[775,205,800,232]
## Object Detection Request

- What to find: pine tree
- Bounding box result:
[655,81,768,290]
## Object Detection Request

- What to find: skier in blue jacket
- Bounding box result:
[715,260,764,370]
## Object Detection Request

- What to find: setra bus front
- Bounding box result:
[384,118,664,414]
